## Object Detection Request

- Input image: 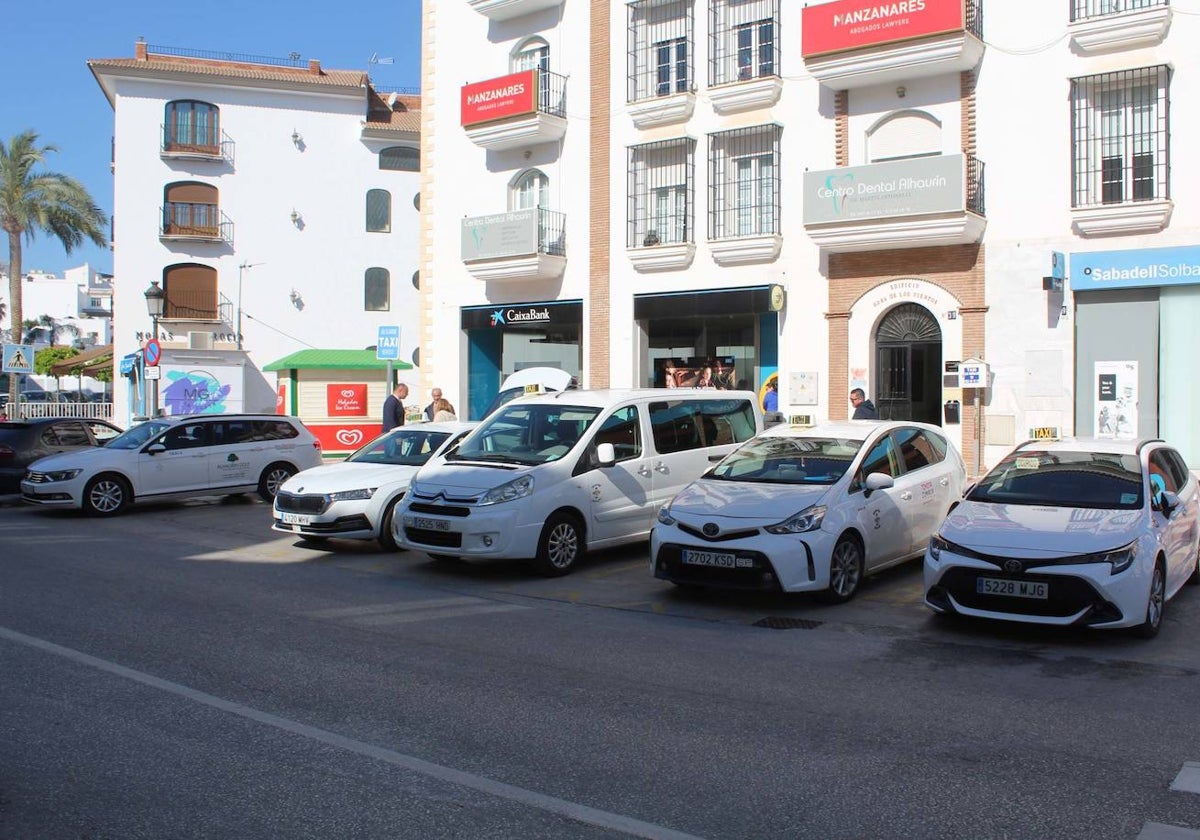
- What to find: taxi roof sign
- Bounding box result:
[523,383,545,395]
[789,414,814,427]
[1029,426,1060,441]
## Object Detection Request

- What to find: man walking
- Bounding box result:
[383,382,408,431]
[423,387,443,421]
[849,388,879,419]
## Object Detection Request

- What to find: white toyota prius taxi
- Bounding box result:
[924,437,1200,638]
[651,420,966,602]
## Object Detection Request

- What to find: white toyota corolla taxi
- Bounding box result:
[273,421,476,549]
[924,437,1200,638]
[651,420,966,602]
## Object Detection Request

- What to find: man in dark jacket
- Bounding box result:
[850,388,880,420]
[383,383,408,431]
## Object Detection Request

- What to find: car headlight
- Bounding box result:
[765,505,826,535]
[478,475,533,506]
[657,502,676,526]
[42,469,83,482]
[328,488,377,502]
[1095,541,1137,575]
[929,534,949,562]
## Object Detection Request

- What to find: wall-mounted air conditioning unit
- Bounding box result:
[188,331,213,350]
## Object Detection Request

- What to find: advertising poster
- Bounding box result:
[759,367,779,413]
[1094,361,1138,439]
[160,365,244,415]
[327,383,368,417]
[654,356,740,390]
[308,423,383,455]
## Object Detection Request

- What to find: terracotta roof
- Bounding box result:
[88,53,368,91]
[365,90,422,132]
[363,111,422,133]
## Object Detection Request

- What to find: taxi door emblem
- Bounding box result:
[592,484,602,501]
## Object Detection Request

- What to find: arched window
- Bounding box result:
[163,264,218,320]
[511,169,549,211]
[380,146,419,172]
[866,110,942,163]
[164,100,220,153]
[365,268,390,311]
[511,37,549,73]
[162,182,219,237]
[366,189,391,232]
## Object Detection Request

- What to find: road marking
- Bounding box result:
[0,625,704,840]
[306,597,482,618]
[1138,823,1200,839]
[1171,762,1200,794]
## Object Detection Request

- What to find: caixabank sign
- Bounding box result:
[802,0,966,57]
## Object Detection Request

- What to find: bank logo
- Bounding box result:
[490,309,506,326]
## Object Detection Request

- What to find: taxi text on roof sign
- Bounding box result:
[524,383,545,395]
[1030,427,1060,440]
[789,414,814,427]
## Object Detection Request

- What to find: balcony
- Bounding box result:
[803,154,986,253]
[802,0,984,90]
[462,69,567,151]
[160,203,234,246]
[160,125,235,164]
[161,289,230,324]
[467,0,563,21]
[1069,0,1171,53]
[461,208,567,282]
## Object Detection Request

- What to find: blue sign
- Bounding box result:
[2,343,35,374]
[1051,251,1065,280]
[119,353,139,375]
[1070,245,1200,291]
[376,326,400,361]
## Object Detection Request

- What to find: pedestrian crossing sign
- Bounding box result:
[2,343,35,374]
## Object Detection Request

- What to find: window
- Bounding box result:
[629,139,695,247]
[164,100,219,152]
[710,0,779,86]
[512,170,549,211]
[162,182,220,238]
[365,267,390,311]
[857,435,901,484]
[649,399,755,455]
[592,407,643,462]
[162,423,212,450]
[1071,0,1167,23]
[380,146,419,172]
[709,125,780,239]
[162,264,218,320]
[893,428,944,473]
[1071,65,1169,207]
[867,111,942,163]
[85,421,120,444]
[366,189,391,232]
[627,0,692,103]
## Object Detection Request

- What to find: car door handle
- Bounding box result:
[655,463,669,474]
[939,477,949,486]
[900,491,913,501]
[638,466,652,477]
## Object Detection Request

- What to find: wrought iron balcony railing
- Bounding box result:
[160,125,235,163]
[160,203,235,245]
[1071,0,1167,23]
[966,154,986,216]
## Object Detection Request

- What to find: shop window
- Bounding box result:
[1071,0,1167,22]
[867,110,941,163]
[1071,65,1169,207]
[628,138,695,247]
[162,264,218,320]
[627,0,693,103]
[709,0,779,86]
[365,267,390,311]
[366,189,391,232]
[380,146,419,172]
[708,125,780,240]
[164,100,219,153]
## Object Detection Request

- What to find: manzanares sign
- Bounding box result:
[802,0,965,57]
[461,69,538,127]
[803,154,965,226]
[462,208,540,261]
[1070,245,1200,292]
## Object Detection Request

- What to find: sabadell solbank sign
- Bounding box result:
[1070,246,1200,292]
[461,70,538,127]
[802,0,965,57]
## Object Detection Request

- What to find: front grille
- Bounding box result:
[679,522,759,542]
[408,502,471,518]
[939,567,1119,621]
[405,527,463,548]
[287,514,371,534]
[655,543,779,591]
[275,491,329,514]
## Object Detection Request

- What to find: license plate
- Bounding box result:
[977,577,1048,599]
[280,512,312,526]
[406,516,450,532]
[682,549,737,568]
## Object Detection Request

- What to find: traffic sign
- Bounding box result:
[2,343,35,374]
[376,326,400,361]
[960,358,989,389]
[145,338,162,367]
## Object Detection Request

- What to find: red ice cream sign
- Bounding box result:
[461,69,538,126]
[802,0,965,57]
[327,383,368,417]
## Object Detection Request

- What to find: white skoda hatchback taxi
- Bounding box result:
[652,421,966,602]
[924,437,1200,638]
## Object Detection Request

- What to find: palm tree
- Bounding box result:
[22,314,81,348]
[1,130,107,405]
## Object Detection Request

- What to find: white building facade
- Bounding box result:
[90,41,423,427]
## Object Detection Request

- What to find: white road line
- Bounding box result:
[1171,762,1200,795]
[306,597,482,619]
[0,625,704,840]
[1138,822,1200,839]
[351,603,528,626]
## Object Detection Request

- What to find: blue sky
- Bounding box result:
[2,0,422,278]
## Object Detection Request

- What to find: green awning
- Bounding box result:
[262,349,414,372]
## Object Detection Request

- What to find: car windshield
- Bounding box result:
[104,421,172,450]
[967,449,1144,509]
[709,435,864,485]
[348,429,451,466]
[451,404,600,465]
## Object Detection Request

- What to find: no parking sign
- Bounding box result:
[144,338,162,367]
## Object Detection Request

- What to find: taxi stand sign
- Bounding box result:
[960,358,989,389]
[2,343,35,374]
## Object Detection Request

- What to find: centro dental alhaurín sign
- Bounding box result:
[461,209,540,261]
[803,154,965,226]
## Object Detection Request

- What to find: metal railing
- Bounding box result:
[966,154,986,216]
[161,125,235,163]
[147,44,306,68]
[14,402,115,420]
[160,203,235,245]
[1071,0,1167,23]
[537,70,568,119]
[536,208,567,256]
[966,0,984,38]
[165,289,220,321]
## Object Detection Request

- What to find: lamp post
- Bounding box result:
[236,261,264,351]
[143,281,165,417]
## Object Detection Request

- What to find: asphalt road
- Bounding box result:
[1,496,1198,840]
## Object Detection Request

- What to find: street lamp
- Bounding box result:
[237,261,264,351]
[143,280,165,417]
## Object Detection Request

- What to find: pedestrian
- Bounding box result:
[423,386,443,421]
[432,397,457,422]
[850,388,879,419]
[383,382,408,431]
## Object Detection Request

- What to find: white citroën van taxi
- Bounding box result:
[392,389,763,575]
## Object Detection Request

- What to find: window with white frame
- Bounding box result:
[1070,0,1167,23]
[627,0,693,102]
[1071,65,1169,207]
[511,169,549,211]
[709,125,781,239]
[510,37,565,117]
[628,139,694,247]
[709,0,779,86]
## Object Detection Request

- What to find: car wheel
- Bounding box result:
[1134,560,1166,639]
[378,499,402,551]
[257,463,296,502]
[819,534,864,604]
[533,512,584,577]
[83,474,131,517]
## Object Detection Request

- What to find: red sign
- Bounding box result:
[461,70,538,127]
[276,385,287,415]
[802,0,964,57]
[308,423,383,453]
[327,383,368,417]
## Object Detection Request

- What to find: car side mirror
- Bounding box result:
[1157,489,1180,515]
[146,443,166,455]
[596,442,616,466]
[863,472,894,497]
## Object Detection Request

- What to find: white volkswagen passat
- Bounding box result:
[273,421,476,549]
[925,437,1200,638]
[651,421,966,602]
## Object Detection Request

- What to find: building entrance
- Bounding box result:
[875,303,942,425]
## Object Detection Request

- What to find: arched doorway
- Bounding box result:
[875,303,942,425]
